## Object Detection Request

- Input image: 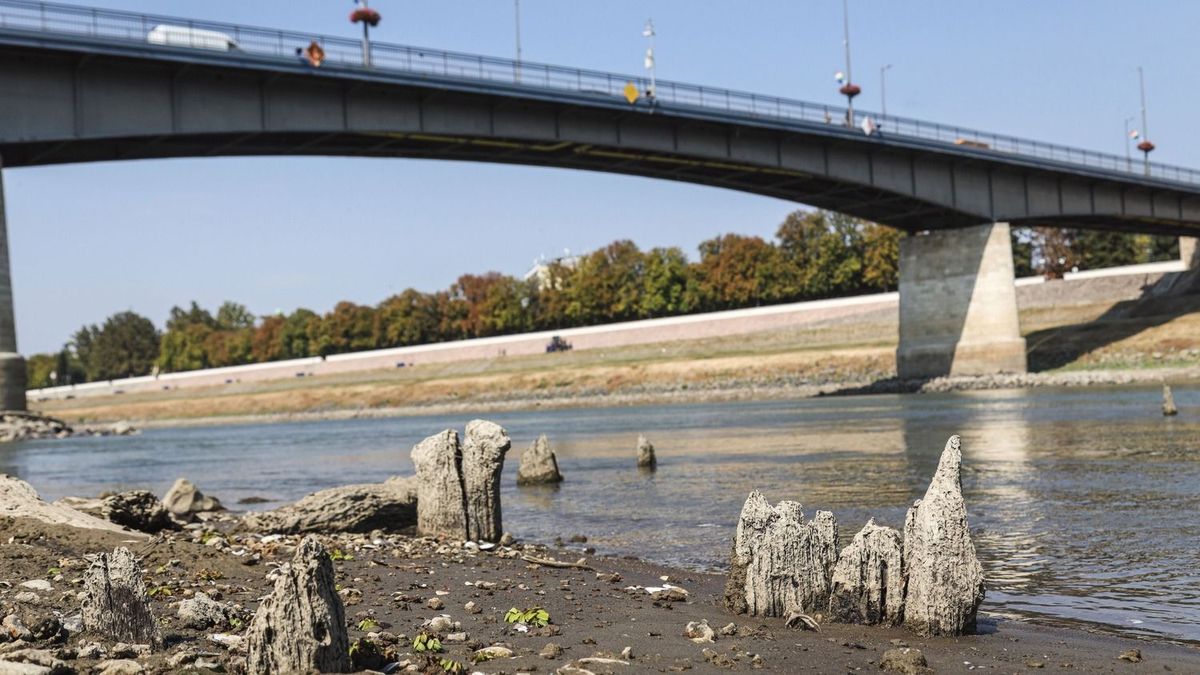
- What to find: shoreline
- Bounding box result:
[47,362,1200,431]
[3,515,1198,673]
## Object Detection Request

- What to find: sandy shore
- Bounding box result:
[2,514,1197,674]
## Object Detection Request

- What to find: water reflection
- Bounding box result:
[2,386,1198,641]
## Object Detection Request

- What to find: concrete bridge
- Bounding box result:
[0,0,1198,409]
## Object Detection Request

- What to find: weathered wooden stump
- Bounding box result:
[828,518,904,626]
[1163,385,1179,416]
[516,434,563,486]
[902,435,985,636]
[723,490,838,617]
[410,421,512,542]
[246,536,351,674]
[636,434,656,469]
[81,547,162,649]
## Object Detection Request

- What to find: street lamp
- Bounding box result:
[1124,116,1136,173]
[1136,66,1155,176]
[514,0,523,83]
[838,0,860,127]
[349,0,382,67]
[642,19,656,99]
[880,63,893,118]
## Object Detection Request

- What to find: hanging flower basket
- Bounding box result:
[350,8,382,26]
[839,83,861,98]
[1137,140,1156,153]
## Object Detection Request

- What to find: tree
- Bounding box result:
[251,315,287,362]
[564,240,645,324]
[313,301,376,355]
[26,353,56,389]
[72,311,160,380]
[861,224,902,291]
[1011,227,1036,278]
[694,233,784,310]
[1030,227,1078,279]
[157,321,213,372]
[1074,230,1140,270]
[216,301,255,331]
[452,273,531,338]
[776,210,866,299]
[375,289,441,347]
[639,247,693,317]
[281,309,318,358]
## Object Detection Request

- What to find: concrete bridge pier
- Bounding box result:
[896,222,1027,380]
[0,155,25,411]
[1182,237,1199,269]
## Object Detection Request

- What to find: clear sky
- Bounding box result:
[7,0,1196,353]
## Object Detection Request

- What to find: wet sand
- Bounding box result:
[2,516,1197,673]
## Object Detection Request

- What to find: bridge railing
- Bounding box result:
[3,0,1199,187]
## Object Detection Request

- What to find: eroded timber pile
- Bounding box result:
[411,420,511,542]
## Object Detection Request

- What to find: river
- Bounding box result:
[2,385,1197,642]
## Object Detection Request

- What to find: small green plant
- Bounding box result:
[330,548,355,562]
[229,617,243,630]
[357,618,380,631]
[147,585,173,598]
[45,567,61,578]
[470,651,494,664]
[504,606,550,627]
[439,658,464,674]
[154,564,167,575]
[412,632,443,654]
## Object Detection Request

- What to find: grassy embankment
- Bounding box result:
[36,295,1200,426]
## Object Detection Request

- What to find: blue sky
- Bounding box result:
[8,0,1196,353]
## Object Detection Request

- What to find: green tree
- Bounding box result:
[26,353,56,389]
[861,224,902,291]
[314,301,376,355]
[375,289,440,347]
[639,247,693,317]
[694,233,784,310]
[776,210,865,299]
[1011,227,1036,278]
[251,315,286,362]
[281,308,318,358]
[216,301,255,331]
[1074,230,1140,270]
[564,240,645,324]
[73,311,160,380]
[157,322,213,372]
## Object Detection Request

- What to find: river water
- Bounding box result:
[2,386,1198,642]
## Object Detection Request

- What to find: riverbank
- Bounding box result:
[4,514,1198,674]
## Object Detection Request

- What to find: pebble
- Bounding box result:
[719,622,738,636]
[685,620,715,644]
[464,601,482,615]
[540,642,564,659]
[444,632,468,643]
[17,580,51,592]
[95,659,145,675]
[1118,648,1142,663]
[426,597,444,610]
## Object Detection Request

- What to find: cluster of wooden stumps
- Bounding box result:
[724,435,986,637]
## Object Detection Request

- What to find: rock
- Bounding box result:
[462,420,511,542]
[245,536,351,674]
[723,490,838,617]
[17,581,50,592]
[475,645,513,660]
[1163,385,1178,416]
[176,592,234,630]
[718,622,737,636]
[240,479,417,534]
[29,618,61,642]
[684,620,715,643]
[101,491,171,534]
[539,643,563,659]
[1118,648,1142,663]
[161,479,223,519]
[636,434,656,469]
[2,615,32,641]
[110,421,135,436]
[411,421,512,542]
[880,647,932,675]
[0,412,71,444]
[902,435,985,637]
[426,598,444,611]
[0,475,142,536]
[828,519,904,626]
[12,593,39,605]
[0,660,52,675]
[516,434,564,485]
[95,659,144,675]
[81,547,162,649]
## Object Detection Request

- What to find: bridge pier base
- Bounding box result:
[1182,237,1199,269]
[896,222,1027,380]
[0,156,25,411]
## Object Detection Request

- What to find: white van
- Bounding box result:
[147,25,239,52]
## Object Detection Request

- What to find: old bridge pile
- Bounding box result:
[723,435,986,636]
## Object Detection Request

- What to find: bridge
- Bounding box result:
[0,0,1198,409]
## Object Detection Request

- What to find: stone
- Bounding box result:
[81,547,162,649]
[0,475,141,536]
[902,435,986,637]
[245,535,351,674]
[539,643,563,659]
[95,660,145,675]
[516,434,563,485]
[176,592,234,630]
[240,478,417,534]
[879,647,932,675]
[0,413,71,444]
[475,645,513,659]
[1163,385,1178,416]
[2,615,32,641]
[161,479,223,519]
[0,660,52,675]
[828,518,904,626]
[411,421,512,542]
[0,649,69,674]
[684,620,714,643]
[101,491,171,534]
[17,580,50,592]
[636,434,656,469]
[723,490,838,617]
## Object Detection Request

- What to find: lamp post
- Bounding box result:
[642,19,656,99]
[514,0,522,83]
[880,63,892,117]
[1124,116,1135,173]
[838,0,860,127]
[350,0,381,67]
[1137,66,1155,176]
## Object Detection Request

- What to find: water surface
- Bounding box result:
[3,386,1198,641]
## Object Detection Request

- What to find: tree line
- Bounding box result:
[25,210,1180,388]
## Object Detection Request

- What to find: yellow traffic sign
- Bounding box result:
[623,81,639,104]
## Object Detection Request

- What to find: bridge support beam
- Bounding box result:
[896,222,1027,380]
[1182,237,1199,269]
[0,156,25,411]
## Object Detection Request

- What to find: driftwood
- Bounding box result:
[81,547,162,649]
[245,536,351,674]
[411,421,512,542]
[1163,385,1179,416]
[828,518,904,626]
[902,435,986,636]
[723,490,838,617]
[520,554,595,571]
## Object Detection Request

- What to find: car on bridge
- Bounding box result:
[147,25,240,52]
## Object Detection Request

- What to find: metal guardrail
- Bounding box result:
[1,0,1198,186]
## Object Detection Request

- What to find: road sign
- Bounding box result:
[623,81,639,104]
